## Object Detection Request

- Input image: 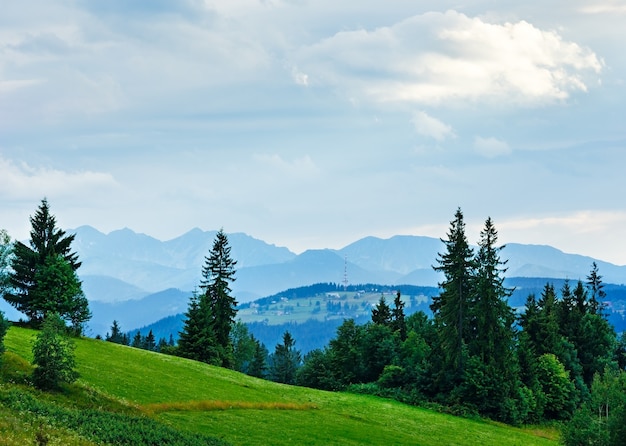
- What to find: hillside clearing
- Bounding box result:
[3,327,559,445]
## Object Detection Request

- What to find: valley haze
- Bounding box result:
[3,224,626,338]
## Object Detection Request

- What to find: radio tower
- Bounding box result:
[342,255,349,290]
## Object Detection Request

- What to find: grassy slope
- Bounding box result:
[3,327,559,446]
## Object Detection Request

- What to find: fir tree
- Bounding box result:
[199,229,238,367]
[586,262,607,316]
[248,339,268,379]
[4,199,85,325]
[145,329,156,351]
[131,331,143,349]
[106,320,125,344]
[431,208,475,382]
[463,217,519,422]
[391,291,407,341]
[470,217,515,361]
[31,254,91,334]
[178,291,220,364]
[269,331,301,384]
[371,294,392,326]
[536,283,562,356]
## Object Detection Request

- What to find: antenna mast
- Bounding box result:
[342,255,349,290]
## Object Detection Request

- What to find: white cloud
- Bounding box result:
[411,111,455,141]
[0,79,44,93]
[473,136,512,158]
[291,66,309,86]
[0,157,117,200]
[294,10,603,106]
[581,1,626,14]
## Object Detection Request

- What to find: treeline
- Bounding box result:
[242,283,439,309]
[102,320,176,354]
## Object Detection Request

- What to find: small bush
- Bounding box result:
[32,313,78,390]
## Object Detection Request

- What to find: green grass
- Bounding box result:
[3,327,560,445]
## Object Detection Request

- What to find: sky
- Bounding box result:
[1,0,626,264]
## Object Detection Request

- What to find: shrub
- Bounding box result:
[32,313,78,390]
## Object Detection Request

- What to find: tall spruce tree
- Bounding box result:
[179,230,237,367]
[463,217,519,422]
[470,217,515,363]
[586,262,607,316]
[391,291,407,341]
[431,208,475,384]
[199,229,237,367]
[4,199,84,325]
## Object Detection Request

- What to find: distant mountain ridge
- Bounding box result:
[68,225,626,306]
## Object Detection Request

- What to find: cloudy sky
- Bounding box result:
[1,0,626,264]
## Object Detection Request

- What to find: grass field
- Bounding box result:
[2,326,560,445]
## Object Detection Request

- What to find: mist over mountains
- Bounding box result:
[70,225,626,303]
[3,225,626,336]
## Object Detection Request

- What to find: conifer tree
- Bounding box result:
[31,254,91,334]
[586,262,607,316]
[371,294,392,326]
[328,319,364,386]
[199,229,238,367]
[248,339,268,379]
[470,217,515,363]
[4,199,85,325]
[178,290,220,364]
[145,330,156,351]
[518,294,542,386]
[556,280,578,342]
[536,283,562,356]
[431,208,475,383]
[463,217,519,421]
[131,330,143,348]
[391,291,407,341]
[269,331,301,384]
[106,320,125,344]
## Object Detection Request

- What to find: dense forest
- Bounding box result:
[2,200,626,445]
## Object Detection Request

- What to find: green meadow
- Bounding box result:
[1,326,559,445]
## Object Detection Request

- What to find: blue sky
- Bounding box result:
[1,0,626,264]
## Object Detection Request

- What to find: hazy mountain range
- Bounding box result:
[3,225,626,336]
[70,225,626,302]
